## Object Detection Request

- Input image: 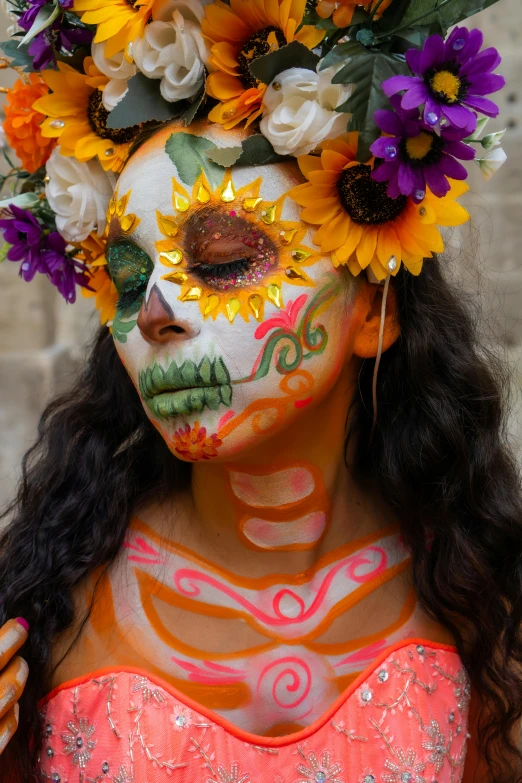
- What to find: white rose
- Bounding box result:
[92,42,137,111]
[133,0,209,103]
[260,66,354,157]
[45,148,117,243]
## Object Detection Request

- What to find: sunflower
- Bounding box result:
[315,0,393,29]
[3,73,56,174]
[203,0,325,128]
[154,169,321,323]
[73,0,156,59]
[32,57,138,174]
[288,133,470,281]
[78,232,118,324]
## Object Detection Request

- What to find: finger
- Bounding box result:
[0,657,28,722]
[0,620,29,671]
[0,702,19,755]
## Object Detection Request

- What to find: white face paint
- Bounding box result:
[109,121,360,462]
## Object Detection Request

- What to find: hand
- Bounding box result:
[0,618,29,755]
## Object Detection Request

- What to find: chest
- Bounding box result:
[51,524,426,735]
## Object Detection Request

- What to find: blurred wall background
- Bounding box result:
[0,1,521,507]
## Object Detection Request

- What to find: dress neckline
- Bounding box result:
[40,637,459,748]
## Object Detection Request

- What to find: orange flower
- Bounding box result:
[3,73,56,173]
[172,422,223,461]
[203,0,325,128]
[78,232,118,324]
[316,0,393,28]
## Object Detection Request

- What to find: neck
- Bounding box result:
[188,368,396,572]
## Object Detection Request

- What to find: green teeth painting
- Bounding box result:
[139,357,233,419]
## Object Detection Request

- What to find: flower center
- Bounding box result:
[402,130,443,167]
[237,26,286,89]
[87,89,139,145]
[337,164,407,225]
[429,69,462,104]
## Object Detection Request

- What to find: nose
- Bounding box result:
[137,284,200,344]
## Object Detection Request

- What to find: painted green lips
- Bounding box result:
[139,357,233,419]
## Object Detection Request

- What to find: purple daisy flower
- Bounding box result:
[370,95,475,202]
[19,0,93,70]
[382,27,505,133]
[0,205,89,302]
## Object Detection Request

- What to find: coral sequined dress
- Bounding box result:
[39,640,470,783]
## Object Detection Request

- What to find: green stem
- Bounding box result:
[368,0,388,26]
[373,0,455,41]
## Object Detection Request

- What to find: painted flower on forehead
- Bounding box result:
[288,132,470,281]
[152,167,321,324]
[73,0,157,58]
[383,27,505,133]
[202,0,325,128]
[315,0,392,29]
[370,95,475,203]
[32,57,139,173]
[2,74,56,173]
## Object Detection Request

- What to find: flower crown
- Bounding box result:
[0,0,506,322]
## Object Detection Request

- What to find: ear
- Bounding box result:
[352,280,401,359]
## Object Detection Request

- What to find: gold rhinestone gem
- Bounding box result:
[280,228,297,245]
[203,294,220,316]
[266,283,283,309]
[159,249,183,266]
[163,271,187,285]
[261,204,276,224]
[196,183,211,204]
[120,214,137,233]
[180,286,202,301]
[285,266,307,281]
[272,81,282,91]
[173,191,190,213]
[419,207,427,217]
[291,248,311,262]
[157,213,178,237]
[248,294,263,320]
[226,297,241,323]
[242,197,263,213]
[104,147,115,157]
[221,179,236,203]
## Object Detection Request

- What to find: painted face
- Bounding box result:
[108,121,361,461]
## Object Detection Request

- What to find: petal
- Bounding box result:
[321,210,351,252]
[463,95,499,117]
[321,149,349,171]
[439,155,468,180]
[467,73,505,96]
[462,48,501,77]
[370,136,399,159]
[335,222,364,263]
[420,35,445,72]
[442,103,476,129]
[377,224,401,266]
[397,164,415,196]
[374,109,404,136]
[356,227,378,268]
[383,75,421,97]
[405,48,421,73]
[458,28,483,63]
[443,140,475,161]
[401,84,430,110]
[425,165,450,197]
[371,161,399,182]
[300,197,341,223]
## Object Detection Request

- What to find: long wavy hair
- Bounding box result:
[1,257,521,781]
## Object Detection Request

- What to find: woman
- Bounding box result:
[0,0,520,780]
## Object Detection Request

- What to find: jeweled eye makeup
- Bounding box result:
[183,208,279,292]
[106,239,154,317]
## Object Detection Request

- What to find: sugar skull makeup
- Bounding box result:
[107,121,362,461]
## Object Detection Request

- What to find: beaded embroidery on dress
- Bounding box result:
[39,641,470,783]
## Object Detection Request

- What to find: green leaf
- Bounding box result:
[206,135,287,167]
[107,72,186,129]
[249,40,319,85]
[0,39,34,70]
[0,242,11,262]
[112,314,137,344]
[0,192,40,209]
[19,2,60,46]
[334,51,410,162]
[236,135,287,166]
[206,146,243,167]
[165,132,224,187]
[319,40,365,71]
[181,83,205,125]
[392,0,503,36]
